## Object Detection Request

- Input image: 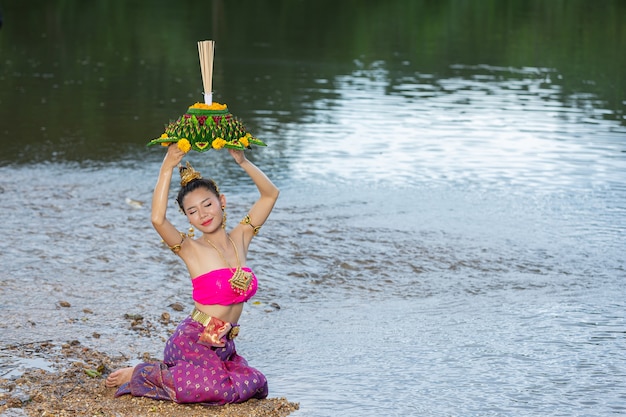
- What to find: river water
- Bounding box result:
[1,1,625,416]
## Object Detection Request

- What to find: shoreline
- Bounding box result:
[0,340,298,417]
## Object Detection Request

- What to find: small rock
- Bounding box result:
[169,302,184,311]
[58,301,71,308]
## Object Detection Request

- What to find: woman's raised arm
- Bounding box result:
[228,149,279,244]
[151,145,186,248]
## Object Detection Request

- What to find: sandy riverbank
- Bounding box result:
[0,340,298,417]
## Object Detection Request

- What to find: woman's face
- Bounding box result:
[182,187,225,232]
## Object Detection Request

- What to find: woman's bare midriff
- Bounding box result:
[194,301,244,324]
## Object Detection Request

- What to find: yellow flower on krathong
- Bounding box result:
[212,138,226,149]
[239,136,249,147]
[159,133,171,147]
[177,138,191,153]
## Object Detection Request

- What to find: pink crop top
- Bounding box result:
[192,267,258,306]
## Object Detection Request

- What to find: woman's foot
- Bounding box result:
[105,366,134,388]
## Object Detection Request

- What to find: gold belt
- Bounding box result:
[190,308,214,326]
[190,308,240,340]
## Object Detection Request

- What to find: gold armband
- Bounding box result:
[167,233,186,253]
[240,214,261,235]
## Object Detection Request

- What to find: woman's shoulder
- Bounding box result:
[178,237,222,276]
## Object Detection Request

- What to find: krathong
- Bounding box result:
[147,102,266,152]
[146,40,266,153]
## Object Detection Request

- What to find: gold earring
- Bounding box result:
[221,207,227,229]
[187,226,195,238]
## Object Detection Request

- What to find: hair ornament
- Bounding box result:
[179,161,203,187]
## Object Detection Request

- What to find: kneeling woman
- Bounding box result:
[106,144,279,405]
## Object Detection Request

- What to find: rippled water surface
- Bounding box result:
[1,1,625,416]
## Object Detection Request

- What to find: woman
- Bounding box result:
[105,144,279,405]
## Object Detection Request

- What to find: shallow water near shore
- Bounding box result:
[1,162,624,416]
[1,1,626,416]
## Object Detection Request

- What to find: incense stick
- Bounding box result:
[197,40,215,104]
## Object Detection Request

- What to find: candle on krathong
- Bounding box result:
[197,40,215,105]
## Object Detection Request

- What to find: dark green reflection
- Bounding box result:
[0,0,624,164]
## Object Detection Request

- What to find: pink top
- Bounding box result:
[192,267,258,306]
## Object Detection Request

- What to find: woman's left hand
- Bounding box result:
[228,148,247,165]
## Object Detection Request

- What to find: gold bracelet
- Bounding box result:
[240,214,261,235]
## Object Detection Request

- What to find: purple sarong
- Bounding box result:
[114,317,268,405]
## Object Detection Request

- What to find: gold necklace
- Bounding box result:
[204,235,252,294]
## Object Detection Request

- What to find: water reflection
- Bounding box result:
[1,2,625,416]
[1,0,625,165]
[283,63,626,192]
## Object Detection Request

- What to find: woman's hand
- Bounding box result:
[163,143,185,169]
[228,148,247,165]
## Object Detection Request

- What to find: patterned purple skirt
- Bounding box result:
[114,316,268,405]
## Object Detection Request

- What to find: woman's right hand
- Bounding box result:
[163,143,185,169]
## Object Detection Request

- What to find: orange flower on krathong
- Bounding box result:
[190,102,228,111]
[239,136,249,147]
